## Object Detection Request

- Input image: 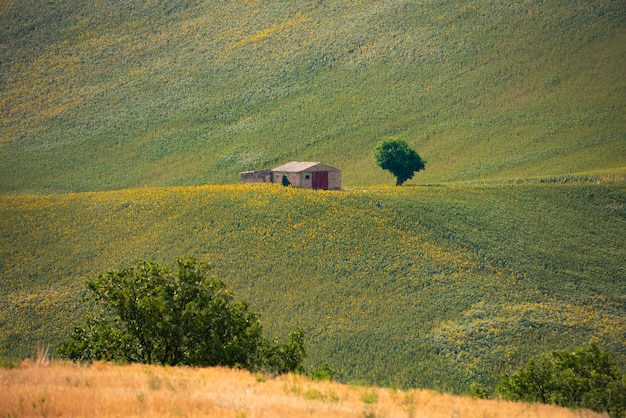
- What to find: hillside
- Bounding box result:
[2,182,624,392]
[1,360,606,418]
[1,0,625,194]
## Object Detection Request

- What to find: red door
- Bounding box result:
[312,171,328,190]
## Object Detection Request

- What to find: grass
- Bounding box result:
[1,181,624,393]
[0,0,624,400]
[0,360,607,418]
[0,0,624,194]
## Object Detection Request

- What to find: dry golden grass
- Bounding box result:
[0,360,606,418]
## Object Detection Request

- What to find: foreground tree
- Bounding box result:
[373,138,426,185]
[59,258,305,374]
[497,343,626,418]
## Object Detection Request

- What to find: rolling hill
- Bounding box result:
[1,0,625,193]
[0,0,625,401]
[1,182,624,393]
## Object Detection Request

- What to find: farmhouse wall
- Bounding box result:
[272,171,300,187]
[327,170,341,190]
[240,170,271,183]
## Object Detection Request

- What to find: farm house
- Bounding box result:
[240,162,341,190]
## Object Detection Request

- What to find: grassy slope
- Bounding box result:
[0,0,624,398]
[1,182,624,392]
[1,361,605,418]
[1,0,625,194]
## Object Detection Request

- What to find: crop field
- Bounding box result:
[0,0,625,406]
[1,181,624,393]
[1,0,625,193]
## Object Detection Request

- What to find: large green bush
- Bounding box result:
[497,343,626,417]
[59,257,305,374]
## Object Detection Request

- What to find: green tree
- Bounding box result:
[59,258,305,374]
[497,343,626,417]
[263,327,306,375]
[373,138,425,186]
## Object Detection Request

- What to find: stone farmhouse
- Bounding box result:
[240,161,341,190]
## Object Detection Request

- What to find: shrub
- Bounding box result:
[310,363,337,381]
[469,382,490,399]
[497,343,626,417]
[58,258,305,374]
[262,327,306,375]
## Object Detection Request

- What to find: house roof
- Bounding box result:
[272,161,339,173]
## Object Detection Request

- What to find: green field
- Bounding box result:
[0,0,625,396]
[2,182,624,392]
[1,0,624,193]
